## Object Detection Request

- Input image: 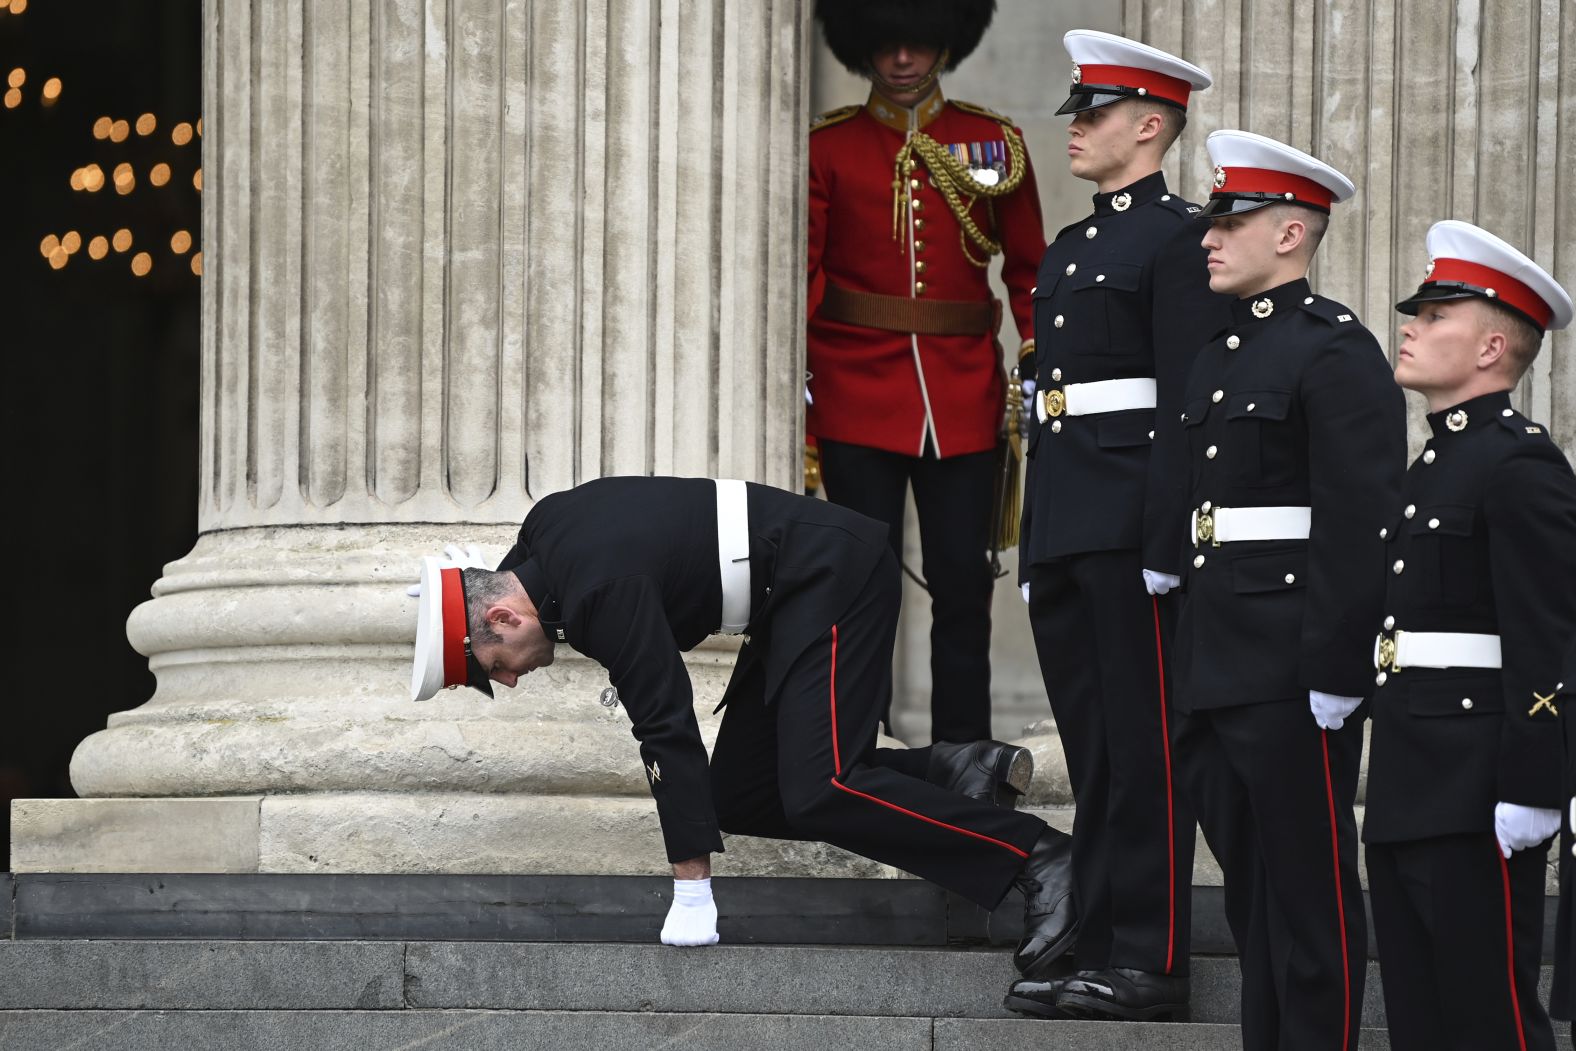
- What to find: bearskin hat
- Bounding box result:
[816,0,997,75]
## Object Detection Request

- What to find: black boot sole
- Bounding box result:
[1002,993,1071,1020]
[1055,992,1190,1023]
[990,745,1034,808]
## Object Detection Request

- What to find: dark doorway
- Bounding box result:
[1,2,201,866]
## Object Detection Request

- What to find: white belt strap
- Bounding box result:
[1036,377,1157,422]
[715,479,751,634]
[1374,630,1502,672]
[1191,505,1312,546]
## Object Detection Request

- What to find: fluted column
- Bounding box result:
[11,0,874,878]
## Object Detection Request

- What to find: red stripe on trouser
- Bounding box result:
[1320,731,1352,1051]
[1498,847,1530,1051]
[1151,596,1177,974]
[824,622,1029,860]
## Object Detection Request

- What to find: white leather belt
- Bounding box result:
[1036,377,1156,422]
[715,479,751,634]
[1191,504,1311,547]
[1374,629,1502,673]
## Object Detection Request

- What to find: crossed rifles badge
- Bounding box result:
[646,760,663,785]
[1529,689,1560,718]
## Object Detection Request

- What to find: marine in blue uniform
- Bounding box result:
[1168,131,1407,1051]
[1364,219,1576,1051]
[409,477,1076,974]
[1005,30,1229,1023]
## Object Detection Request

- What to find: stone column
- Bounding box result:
[12,0,884,878]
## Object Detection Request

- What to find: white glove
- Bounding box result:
[405,544,490,597]
[1021,377,1036,416]
[1143,569,1180,596]
[660,877,720,946]
[1020,582,1030,605]
[1309,690,1362,731]
[1494,802,1561,859]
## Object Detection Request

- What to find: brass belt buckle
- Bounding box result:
[1377,630,1401,674]
[1041,388,1066,418]
[1194,506,1218,548]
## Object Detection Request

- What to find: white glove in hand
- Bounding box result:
[1309,691,1362,731]
[1494,802,1561,859]
[405,543,490,597]
[1142,569,1180,596]
[660,877,720,946]
[1020,582,1030,605]
[1021,377,1037,417]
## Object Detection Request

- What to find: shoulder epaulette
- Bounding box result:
[949,99,1017,129]
[809,105,860,133]
[1497,410,1551,440]
[1300,296,1360,326]
[1157,194,1202,217]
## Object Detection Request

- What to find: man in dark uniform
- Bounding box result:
[409,477,1075,971]
[1004,30,1229,1022]
[1167,131,1407,1051]
[807,0,1043,745]
[1554,641,1576,1038]
[1363,220,1576,1051]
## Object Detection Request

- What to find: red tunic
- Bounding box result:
[807,88,1045,458]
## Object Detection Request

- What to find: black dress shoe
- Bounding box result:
[1055,967,1190,1022]
[925,740,1034,808]
[1002,967,1087,1020]
[1011,828,1078,976]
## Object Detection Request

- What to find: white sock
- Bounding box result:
[660,877,720,946]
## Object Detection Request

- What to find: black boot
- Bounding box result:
[1002,962,1085,1020]
[1055,967,1190,1022]
[1011,828,1077,976]
[925,740,1034,808]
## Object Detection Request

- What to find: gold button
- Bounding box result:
[1226,335,1241,350]
[1051,368,1062,381]
[1065,263,1076,275]
[1206,445,1218,459]
[1193,554,1206,569]
[911,199,923,212]
[915,281,927,295]
[1212,390,1224,403]
[1054,315,1064,328]
[915,260,927,274]
[914,240,926,252]
[910,178,921,190]
[915,219,926,231]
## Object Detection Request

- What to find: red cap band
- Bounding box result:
[1426,258,1553,329]
[1215,166,1333,208]
[1074,64,1192,108]
[440,566,468,687]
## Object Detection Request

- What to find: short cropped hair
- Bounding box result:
[1473,299,1545,380]
[1123,98,1187,152]
[1267,203,1329,261]
[462,567,515,646]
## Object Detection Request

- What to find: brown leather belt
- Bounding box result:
[818,282,999,336]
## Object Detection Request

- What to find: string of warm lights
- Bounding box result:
[5,0,204,278]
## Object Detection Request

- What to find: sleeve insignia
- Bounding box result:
[1337,314,1353,322]
[1530,690,1559,717]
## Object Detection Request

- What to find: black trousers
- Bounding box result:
[1174,700,1367,1051]
[708,549,1049,908]
[1368,834,1555,1051]
[1027,551,1194,974]
[817,437,997,743]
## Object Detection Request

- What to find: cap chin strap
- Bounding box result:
[868,48,949,97]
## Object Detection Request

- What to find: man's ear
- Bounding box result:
[484,604,524,628]
[1275,216,1308,258]
[1133,109,1163,145]
[1477,328,1510,371]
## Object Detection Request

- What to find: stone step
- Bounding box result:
[0,939,1558,1031]
[0,1010,1392,1051]
[6,871,1561,961]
